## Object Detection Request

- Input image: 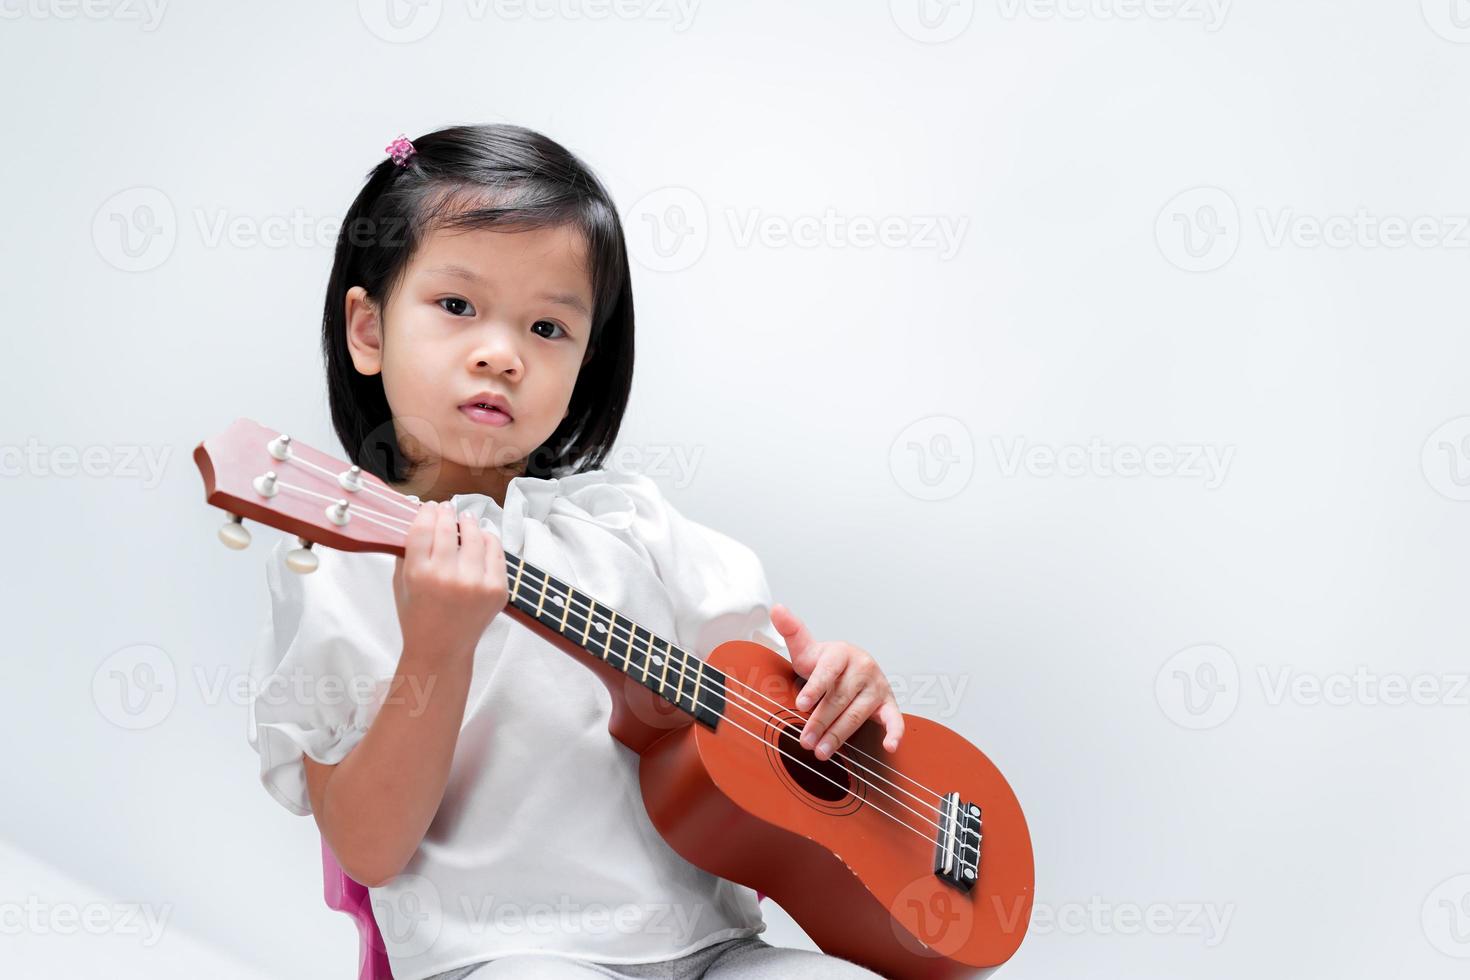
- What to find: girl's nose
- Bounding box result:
[471,334,523,379]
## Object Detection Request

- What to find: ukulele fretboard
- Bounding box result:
[503,553,726,729]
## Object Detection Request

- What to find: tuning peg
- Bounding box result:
[285,536,319,574]
[267,433,293,461]
[327,498,351,526]
[217,513,251,550]
[338,465,363,492]
[253,471,279,498]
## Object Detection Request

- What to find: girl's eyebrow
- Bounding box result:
[428,263,591,318]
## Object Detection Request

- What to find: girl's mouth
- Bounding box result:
[459,404,513,427]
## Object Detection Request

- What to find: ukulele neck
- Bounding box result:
[502,552,727,729]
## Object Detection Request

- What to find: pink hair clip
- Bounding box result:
[385,134,416,167]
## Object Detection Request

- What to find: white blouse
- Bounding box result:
[247,467,786,980]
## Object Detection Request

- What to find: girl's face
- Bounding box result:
[344,222,595,504]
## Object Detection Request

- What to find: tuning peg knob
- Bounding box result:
[218,514,251,550]
[253,471,279,498]
[267,433,293,461]
[285,536,319,574]
[338,465,363,492]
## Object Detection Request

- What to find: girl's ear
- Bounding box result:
[345,285,384,376]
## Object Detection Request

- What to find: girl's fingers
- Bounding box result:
[795,646,847,712]
[430,500,457,562]
[483,524,505,585]
[457,512,485,577]
[405,500,435,563]
[799,664,862,751]
[877,700,905,752]
[813,690,881,761]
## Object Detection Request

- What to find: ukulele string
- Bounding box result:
[278,453,965,811]
[272,471,961,832]
[275,480,953,848]
[271,478,981,852]
[503,558,966,846]
[276,455,952,811]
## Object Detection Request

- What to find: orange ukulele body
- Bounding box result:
[196,418,1035,979]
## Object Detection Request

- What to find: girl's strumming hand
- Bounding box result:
[392,500,508,661]
[771,603,905,761]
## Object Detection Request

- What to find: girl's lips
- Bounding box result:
[459,404,513,427]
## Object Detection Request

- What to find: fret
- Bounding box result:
[690,651,705,712]
[672,642,688,713]
[509,558,524,603]
[656,635,672,697]
[534,572,549,619]
[579,590,594,646]
[637,626,652,684]
[501,553,724,730]
[626,622,649,680]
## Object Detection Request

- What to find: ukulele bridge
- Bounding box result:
[933,791,981,892]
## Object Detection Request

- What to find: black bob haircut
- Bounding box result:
[321,123,635,485]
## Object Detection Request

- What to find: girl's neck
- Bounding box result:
[389,456,526,508]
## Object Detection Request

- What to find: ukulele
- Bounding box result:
[196,417,1034,980]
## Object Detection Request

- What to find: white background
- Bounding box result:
[2,1,1468,977]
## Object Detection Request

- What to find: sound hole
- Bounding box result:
[775,725,853,802]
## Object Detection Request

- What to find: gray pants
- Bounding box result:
[429,936,885,980]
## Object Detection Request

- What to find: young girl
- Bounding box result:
[248,124,905,980]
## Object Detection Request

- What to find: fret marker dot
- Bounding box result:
[593,622,606,634]
[651,654,663,666]
[551,595,563,607]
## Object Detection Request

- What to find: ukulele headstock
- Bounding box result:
[194,417,417,572]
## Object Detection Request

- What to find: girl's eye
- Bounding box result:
[438,297,474,317]
[532,319,567,340]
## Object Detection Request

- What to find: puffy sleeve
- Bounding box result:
[247,537,401,816]
[615,473,790,663]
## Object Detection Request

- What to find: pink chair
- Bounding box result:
[322,836,767,980]
[322,837,394,980]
